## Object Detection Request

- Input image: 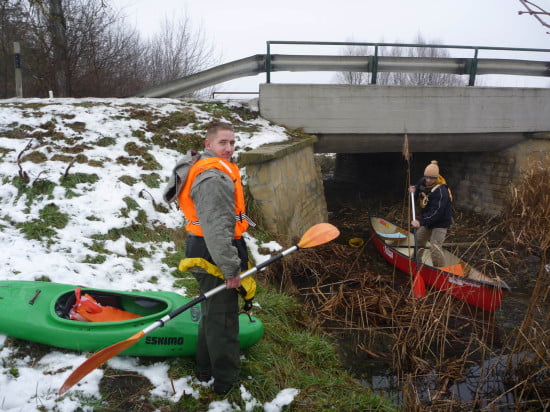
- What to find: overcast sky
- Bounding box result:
[112,0,550,92]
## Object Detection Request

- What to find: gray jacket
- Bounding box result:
[167,150,242,279]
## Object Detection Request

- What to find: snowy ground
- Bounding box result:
[0,98,298,411]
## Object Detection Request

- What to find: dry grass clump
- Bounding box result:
[264,243,407,331]
[265,239,545,409]
[262,165,550,409]
[494,163,550,410]
[264,241,497,376]
[500,162,550,255]
[264,206,548,409]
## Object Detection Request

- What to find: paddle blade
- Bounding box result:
[58,331,145,395]
[298,223,340,249]
[413,272,426,298]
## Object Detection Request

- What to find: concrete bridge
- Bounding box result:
[133,41,550,153]
[258,83,550,153]
[133,42,550,234]
[248,82,550,234]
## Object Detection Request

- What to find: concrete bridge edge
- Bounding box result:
[239,137,328,240]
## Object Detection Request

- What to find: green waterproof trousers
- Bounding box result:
[192,269,240,387]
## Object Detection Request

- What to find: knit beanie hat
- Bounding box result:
[424,160,439,178]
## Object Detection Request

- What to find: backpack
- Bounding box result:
[163,150,201,203]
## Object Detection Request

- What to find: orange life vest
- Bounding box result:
[69,288,141,322]
[178,157,252,239]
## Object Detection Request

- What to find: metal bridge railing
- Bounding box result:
[132,41,550,98]
[266,40,550,86]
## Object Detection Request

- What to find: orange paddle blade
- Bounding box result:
[58,331,145,395]
[298,223,340,249]
[413,272,426,298]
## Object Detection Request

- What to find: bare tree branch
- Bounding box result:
[17,138,34,183]
[518,0,550,33]
[139,188,157,209]
[141,12,219,97]
[63,156,78,178]
[2,1,219,97]
[33,170,47,184]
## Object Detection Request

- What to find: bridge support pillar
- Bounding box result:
[240,137,328,240]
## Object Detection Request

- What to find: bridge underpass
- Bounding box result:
[256,82,549,214]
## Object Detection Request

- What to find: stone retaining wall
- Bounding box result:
[433,134,549,215]
[239,137,328,240]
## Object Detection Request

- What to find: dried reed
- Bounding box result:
[497,163,550,410]
[499,162,550,255]
[263,240,505,409]
[260,164,549,409]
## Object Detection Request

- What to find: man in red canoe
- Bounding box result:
[409,160,453,267]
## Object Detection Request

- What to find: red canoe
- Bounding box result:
[370,216,511,312]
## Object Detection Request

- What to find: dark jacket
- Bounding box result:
[415,178,452,229]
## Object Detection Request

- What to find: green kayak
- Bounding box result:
[0,280,264,357]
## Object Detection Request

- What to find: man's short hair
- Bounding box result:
[206,122,234,140]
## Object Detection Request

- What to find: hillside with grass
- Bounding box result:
[0,98,396,411]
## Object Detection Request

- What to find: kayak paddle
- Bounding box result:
[410,191,426,298]
[58,222,340,395]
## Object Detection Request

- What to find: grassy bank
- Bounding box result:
[0,99,397,411]
[36,282,396,410]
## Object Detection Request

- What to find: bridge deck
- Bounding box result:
[258,84,550,153]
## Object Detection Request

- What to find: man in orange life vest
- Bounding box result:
[176,122,252,395]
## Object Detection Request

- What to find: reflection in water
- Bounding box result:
[448,355,516,410]
[346,289,534,410]
[361,354,531,410]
